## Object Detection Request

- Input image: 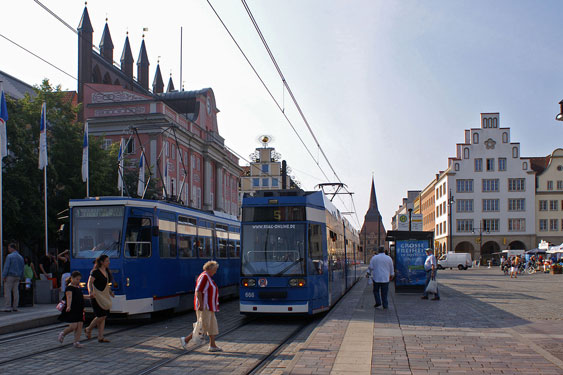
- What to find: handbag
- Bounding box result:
[191,316,206,345]
[56,299,66,312]
[93,284,113,310]
[425,278,438,294]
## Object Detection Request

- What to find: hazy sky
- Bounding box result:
[2,0,563,229]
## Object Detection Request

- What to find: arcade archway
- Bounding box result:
[509,240,526,250]
[481,241,500,264]
[455,241,475,258]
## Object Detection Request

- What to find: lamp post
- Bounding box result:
[473,219,490,265]
[447,190,455,254]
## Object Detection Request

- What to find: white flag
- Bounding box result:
[38,102,48,170]
[81,122,88,183]
[0,88,8,159]
[137,153,145,197]
[117,138,124,193]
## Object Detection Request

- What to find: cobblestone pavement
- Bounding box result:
[285,267,563,374]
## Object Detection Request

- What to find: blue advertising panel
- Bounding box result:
[395,240,428,286]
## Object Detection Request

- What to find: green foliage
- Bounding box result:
[3,80,116,255]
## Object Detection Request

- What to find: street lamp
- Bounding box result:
[473,219,490,265]
[556,100,563,121]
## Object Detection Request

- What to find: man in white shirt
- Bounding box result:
[368,247,394,309]
[422,248,440,300]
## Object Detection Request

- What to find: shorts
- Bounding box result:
[510,266,516,273]
[197,310,219,336]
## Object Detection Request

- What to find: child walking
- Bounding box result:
[57,271,87,348]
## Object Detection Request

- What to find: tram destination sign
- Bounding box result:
[74,206,124,218]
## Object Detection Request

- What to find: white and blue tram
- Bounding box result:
[239,190,362,315]
[69,197,240,316]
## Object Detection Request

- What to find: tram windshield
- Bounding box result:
[241,224,305,276]
[72,206,124,258]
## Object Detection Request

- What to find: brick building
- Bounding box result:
[360,178,386,262]
[76,6,241,216]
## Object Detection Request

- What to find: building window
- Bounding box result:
[475,158,483,172]
[262,164,269,174]
[548,181,554,191]
[502,132,508,143]
[456,199,473,213]
[439,222,443,235]
[483,219,499,232]
[171,144,176,160]
[522,162,528,170]
[436,224,438,234]
[549,200,559,211]
[455,163,459,171]
[125,139,135,154]
[508,219,525,232]
[163,141,169,157]
[550,219,559,231]
[486,158,495,171]
[539,200,548,211]
[539,219,548,231]
[473,133,479,144]
[102,139,112,150]
[272,178,278,187]
[508,178,525,192]
[492,118,498,128]
[508,198,525,211]
[512,147,519,158]
[482,179,499,192]
[482,199,499,212]
[252,178,259,187]
[498,158,506,171]
[456,219,474,232]
[463,148,470,159]
[456,179,473,193]
[262,178,269,187]
[557,181,563,190]
[482,118,487,128]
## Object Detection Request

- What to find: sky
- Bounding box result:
[2,0,563,230]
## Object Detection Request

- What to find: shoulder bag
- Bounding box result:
[94,283,113,310]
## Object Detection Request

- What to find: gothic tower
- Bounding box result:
[361,177,386,261]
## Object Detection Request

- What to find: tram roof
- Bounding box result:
[69,197,239,226]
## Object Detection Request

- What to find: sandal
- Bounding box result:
[73,342,84,348]
[84,328,92,340]
[98,338,110,343]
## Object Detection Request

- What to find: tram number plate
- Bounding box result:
[244,292,255,298]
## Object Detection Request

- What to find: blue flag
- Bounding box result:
[81,122,88,183]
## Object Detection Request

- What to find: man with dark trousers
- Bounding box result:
[368,247,394,309]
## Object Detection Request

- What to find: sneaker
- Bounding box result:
[180,337,188,350]
[11,308,19,312]
[432,297,440,301]
[421,296,428,300]
[58,332,65,344]
[374,304,381,308]
[73,342,84,348]
[208,346,223,352]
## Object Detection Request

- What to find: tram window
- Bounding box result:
[217,238,228,258]
[235,241,241,257]
[308,224,323,275]
[178,235,195,258]
[125,217,151,258]
[159,231,177,258]
[227,240,236,257]
[197,237,212,258]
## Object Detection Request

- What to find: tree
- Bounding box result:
[3,80,116,257]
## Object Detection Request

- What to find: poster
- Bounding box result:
[395,240,428,286]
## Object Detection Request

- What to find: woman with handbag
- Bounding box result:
[57,271,86,348]
[84,255,114,343]
[180,261,222,352]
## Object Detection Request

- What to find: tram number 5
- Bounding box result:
[273,209,281,221]
[244,292,255,298]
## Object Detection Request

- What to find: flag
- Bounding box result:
[117,138,124,192]
[38,102,48,169]
[0,89,8,159]
[81,122,88,183]
[137,152,145,197]
[163,161,168,195]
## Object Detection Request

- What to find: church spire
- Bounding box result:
[369,177,379,211]
[100,21,114,63]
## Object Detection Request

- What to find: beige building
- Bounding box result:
[535,149,563,245]
[239,143,295,213]
[421,176,438,233]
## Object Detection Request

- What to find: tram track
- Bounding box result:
[0,323,67,345]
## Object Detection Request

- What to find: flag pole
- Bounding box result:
[0,83,7,289]
[44,165,48,256]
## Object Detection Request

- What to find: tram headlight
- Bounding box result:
[288,278,306,287]
[241,278,256,287]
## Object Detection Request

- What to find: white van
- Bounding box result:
[437,252,472,270]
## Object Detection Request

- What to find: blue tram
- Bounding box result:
[69,197,240,316]
[239,190,361,315]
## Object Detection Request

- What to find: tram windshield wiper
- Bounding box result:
[274,258,304,277]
